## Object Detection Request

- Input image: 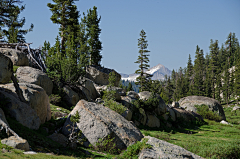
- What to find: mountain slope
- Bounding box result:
[121,64,172,81]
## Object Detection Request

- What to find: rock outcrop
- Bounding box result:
[0,53,13,84]
[179,96,226,120]
[47,133,68,147]
[62,100,143,150]
[78,77,99,101]
[138,91,167,115]
[16,66,53,95]
[0,83,51,124]
[0,88,41,129]
[138,136,204,159]
[1,136,30,151]
[86,65,121,87]
[0,48,29,66]
[63,85,80,106]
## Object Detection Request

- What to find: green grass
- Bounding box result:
[13,66,20,73]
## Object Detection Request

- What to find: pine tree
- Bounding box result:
[47,0,80,53]
[234,46,240,102]
[186,54,193,96]
[165,76,174,103]
[193,45,205,96]
[127,82,133,92]
[1,0,33,42]
[84,6,102,66]
[208,39,220,99]
[135,29,152,92]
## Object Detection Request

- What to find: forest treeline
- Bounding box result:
[122,33,240,105]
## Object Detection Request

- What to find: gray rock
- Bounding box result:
[167,107,176,122]
[0,88,40,130]
[0,83,51,124]
[95,98,104,104]
[0,53,13,84]
[63,85,80,106]
[1,136,29,151]
[127,91,139,99]
[139,91,167,115]
[121,107,132,121]
[16,66,53,95]
[179,96,226,120]
[120,96,137,111]
[138,136,204,159]
[95,85,124,101]
[62,100,143,150]
[172,101,179,108]
[86,65,121,87]
[0,108,9,126]
[220,120,233,126]
[47,133,68,147]
[78,77,99,100]
[172,108,199,121]
[0,48,29,66]
[232,106,240,111]
[146,113,160,128]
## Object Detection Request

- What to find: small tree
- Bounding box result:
[135,29,152,92]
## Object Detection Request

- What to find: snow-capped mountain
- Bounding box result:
[120,64,172,82]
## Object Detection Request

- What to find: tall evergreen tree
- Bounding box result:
[47,0,80,53]
[84,6,102,66]
[193,45,205,96]
[165,76,174,103]
[234,46,240,102]
[135,29,152,92]
[208,39,220,99]
[0,0,33,42]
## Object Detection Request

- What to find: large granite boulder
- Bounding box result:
[138,136,204,159]
[138,91,167,115]
[0,88,40,129]
[120,95,137,111]
[0,48,29,66]
[179,96,226,120]
[62,100,143,150]
[86,65,121,87]
[78,77,99,100]
[63,85,80,106]
[1,136,29,151]
[146,113,160,128]
[172,108,196,121]
[127,91,139,99]
[16,66,53,95]
[0,83,51,124]
[0,53,13,84]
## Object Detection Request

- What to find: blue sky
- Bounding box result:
[20,0,240,74]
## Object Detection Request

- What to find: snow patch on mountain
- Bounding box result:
[121,64,172,82]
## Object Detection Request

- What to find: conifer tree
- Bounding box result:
[234,47,240,102]
[127,82,133,92]
[1,0,33,42]
[84,6,102,66]
[165,76,173,103]
[47,0,80,53]
[208,39,220,99]
[135,29,152,92]
[193,46,205,96]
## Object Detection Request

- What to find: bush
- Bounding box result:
[90,135,121,154]
[195,104,222,121]
[49,94,61,105]
[132,92,160,112]
[104,99,126,115]
[118,138,152,159]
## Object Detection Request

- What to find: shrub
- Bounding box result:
[195,104,222,121]
[49,94,61,105]
[104,99,126,115]
[118,138,152,159]
[90,135,121,154]
[132,92,160,112]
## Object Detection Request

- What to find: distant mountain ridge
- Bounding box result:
[120,64,172,81]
